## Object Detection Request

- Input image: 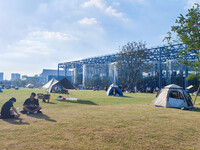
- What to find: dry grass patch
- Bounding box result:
[0,89,200,149]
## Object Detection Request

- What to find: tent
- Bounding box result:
[58,78,75,89]
[42,78,74,93]
[107,84,123,96]
[26,84,34,88]
[42,78,59,93]
[153,84,193,109]
[0,88,2,92]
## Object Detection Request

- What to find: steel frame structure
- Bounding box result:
[58,43,197,88]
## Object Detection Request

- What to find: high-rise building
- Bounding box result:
[0,72,3,81]
[11,73,21,81]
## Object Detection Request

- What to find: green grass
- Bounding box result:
[1,88,200,150]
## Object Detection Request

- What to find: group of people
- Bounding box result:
[1,92,42,119]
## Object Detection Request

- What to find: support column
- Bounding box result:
[73,68,77,85]
[82,64,87,87]
[114,62,118,84]
[167,60,172,85]
[65,67,67,78]
[58,64,60,80]
[159,48,162,88]
[184,54,188,89]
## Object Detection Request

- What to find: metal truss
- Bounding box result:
[58,43,197,88]
[58,43,196,69]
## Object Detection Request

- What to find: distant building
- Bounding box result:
[24,75,40,81]
[39,69,73,83]
[11,73,21,81]
[0,72,3,81]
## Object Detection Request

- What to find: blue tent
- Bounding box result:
[107,84,123,96]
[0,88,2,92]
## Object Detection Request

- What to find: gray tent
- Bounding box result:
[42,78,74,93]
[58,78,75,90]
[153,84,193,109]
[42,78,59,93]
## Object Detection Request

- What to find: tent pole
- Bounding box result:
[193,85,200,105]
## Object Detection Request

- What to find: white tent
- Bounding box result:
[42,78,59,93]
[153,84,193,109]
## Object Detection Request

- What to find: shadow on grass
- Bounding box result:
[43,102,57,104]
[27,113,57,122]
[122,96,133,98]
[167,107,200,112]
[2,118,30,125]
[186,107,200,112]
[57,99,98,105]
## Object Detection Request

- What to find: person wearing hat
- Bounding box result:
[23,92,42,114]
[1,97,20,119]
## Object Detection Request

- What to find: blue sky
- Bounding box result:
[0,0,198,79]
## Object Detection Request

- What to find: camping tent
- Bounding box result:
[153,84,193,109]
[0,88,2,92]
[42,78,59,93]
[107,84,123,96]
[26,84,34,88]
[58,78,75,89]
[42,78,74,93]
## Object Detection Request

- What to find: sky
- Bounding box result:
[0,0,199,80]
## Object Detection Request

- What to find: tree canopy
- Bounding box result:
[116,41,149,90]
[164,3,200,81]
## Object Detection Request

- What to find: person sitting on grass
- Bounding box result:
[1,97,20,119]
[23,92,42,114]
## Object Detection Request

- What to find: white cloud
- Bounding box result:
[29,31,77,41]
[81,0,105,9]
[3,31,77,58]
[105,6,123,18]
[78,17,98,25]
[81,0,127,21]
[7,40,53,56]
[184,0,200,9]
[0,51,28,59]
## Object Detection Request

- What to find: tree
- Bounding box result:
[164,3,200,103]
[116,41,149,90]
[86,76,111,89]
[164,3,200,81]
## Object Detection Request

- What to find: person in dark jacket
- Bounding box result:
[1,97,20,119]
[23,92,42,114]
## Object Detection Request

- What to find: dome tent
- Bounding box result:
[153,84,193,109]
[107,84,123,97]
[42,78,74,93]
[42,78,59,93]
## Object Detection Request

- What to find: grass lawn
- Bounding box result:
[1,88,200,150]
